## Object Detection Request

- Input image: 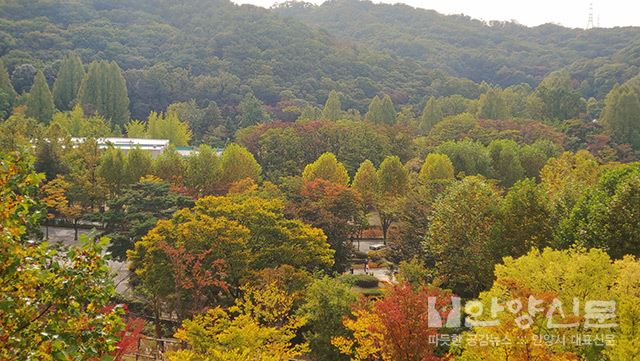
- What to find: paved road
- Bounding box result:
[42,226,132,296]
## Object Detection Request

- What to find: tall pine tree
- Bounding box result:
[380,94,396,125]
[420,97,443,132]
[365,94,395,125]
[321,90,342,120]
[53,52,85,111]
[25,71,55,123]
[78,60,130,126]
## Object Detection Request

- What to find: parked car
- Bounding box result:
[369,243,386,251]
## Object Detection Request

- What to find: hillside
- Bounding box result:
[275,0,640,97]
[0,0,479,119]
[0,0,638,120]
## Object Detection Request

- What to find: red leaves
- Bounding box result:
[373,283,454,361]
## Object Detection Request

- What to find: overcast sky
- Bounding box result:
[232,0,640,29]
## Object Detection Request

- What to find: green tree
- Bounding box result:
[606,256,640,361]
[477,87,508,120]
[434,139,493,178]
[487,139,525,187]
[322,90,342,120]
[559,164,640,258]
[0,60,16,118]
[25,70,55,123]
[124,119,146,138]
[145,111,192,146]
[419,96,443,132]
[396,257,433,288]
[78,60,130,126]
[300,277,357,361]
[50,105,112,137]
[168,100,226,146]
[376,155,409,242]
[153,145,185,186]
[258,127,304,181]
[365,95,382,123]
[220,143,262,187]
[457,248,622,360]
[527,70,584,121]
[366,94,395,125]
[239,92,270,128]
[499,178,553,257]
[540,150,600,240]
[352,159,378,208]
[126,146,153,183]
[376,155,408,197]
[0,114,43,153]
[302,152,350,186]
[128,194,334,322]
[63,139,108,239]
[34,124,70,180]
[52,52,84,111]
[184,144,222,196]
[103,178,193,260]
[600,83,640,149]
[424,176,502,297]
[418,153,454,183]
[97,146,128,195]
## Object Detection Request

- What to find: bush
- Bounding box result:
[360,288,384,297]
[339,274,379,289]
[367,249,386,262]
[353,250,368,260]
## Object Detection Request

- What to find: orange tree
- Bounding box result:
[333,283,454,361]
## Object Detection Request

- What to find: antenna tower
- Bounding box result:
[586,2,595,29]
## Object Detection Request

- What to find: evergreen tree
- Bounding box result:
[52,52,85,111]
[321,90,342,120]
[601,84,640,149]
[419,97,443,132]
[25,71,55,123]
[365,95,382,123]
[78,60,130,126]
[380,94,396,125]
[366,94,395,125]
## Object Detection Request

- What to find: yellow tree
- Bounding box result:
[168,282,308,361]
[302,152,350,186]
[456,248,638,360]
